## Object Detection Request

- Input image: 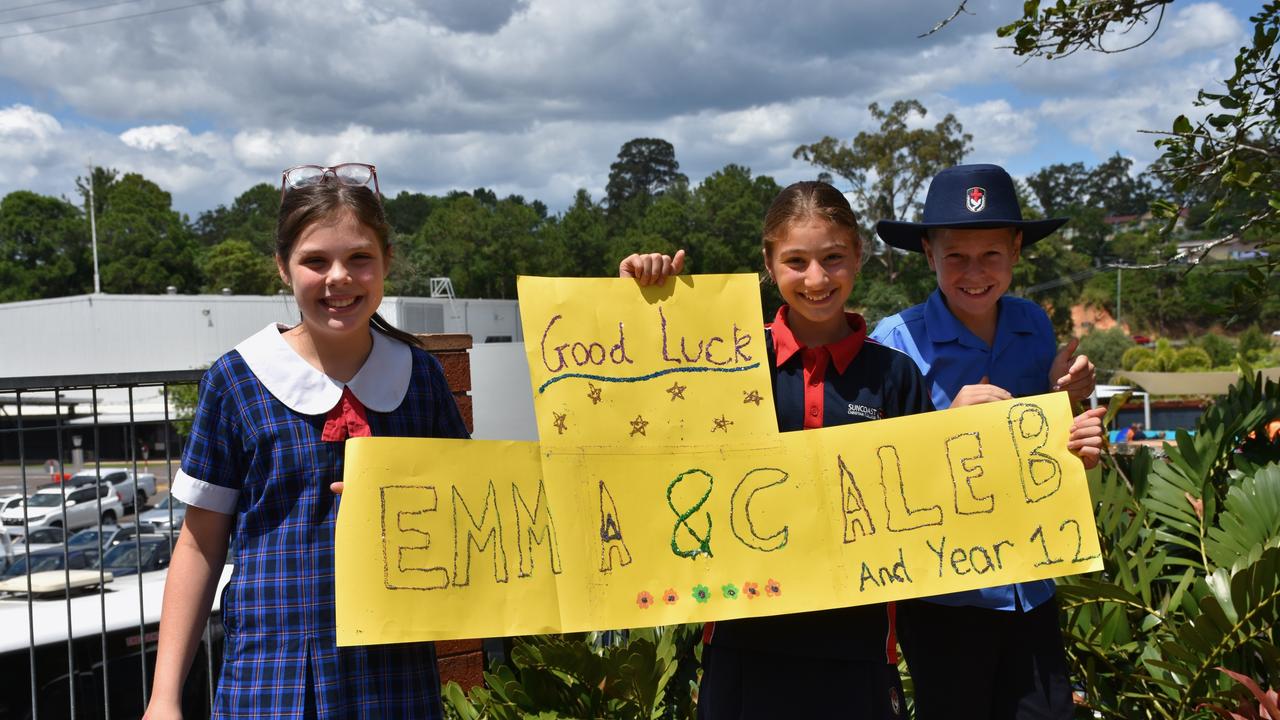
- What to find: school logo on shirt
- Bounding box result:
[966,186,986,213]
[847,403,882,420]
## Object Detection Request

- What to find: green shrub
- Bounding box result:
[1078,328,1135,382]
[1172,346,1212,371]
[443,626,701,720]
[1060,369,1280,717]
[1197,333,1237,367]
[1239,325,1272,362]
[1122,346,1153,371]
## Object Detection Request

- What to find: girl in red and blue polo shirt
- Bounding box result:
[622,180,932,720]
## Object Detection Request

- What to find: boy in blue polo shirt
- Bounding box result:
[870,164,1104,719]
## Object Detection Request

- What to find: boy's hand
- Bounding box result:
[1050,338,1096,404]
[1067,406,1107,470]
[951,376,1012,407]
[620,250,686,285]
[331,482,344,495]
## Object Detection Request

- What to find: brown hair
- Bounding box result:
[761,181,862,262]
[276,182,423,348]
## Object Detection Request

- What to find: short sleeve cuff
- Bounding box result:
[172,469,239,515]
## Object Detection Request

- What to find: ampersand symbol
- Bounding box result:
[668,469,714,559]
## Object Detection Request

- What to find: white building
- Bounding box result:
[0,294,537,450]
[0,293,523,377]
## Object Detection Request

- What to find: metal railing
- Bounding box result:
[0,370,215,720]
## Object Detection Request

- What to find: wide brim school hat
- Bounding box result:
[875,163,1068,253]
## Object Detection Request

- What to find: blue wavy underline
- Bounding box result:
[537,363,761,394]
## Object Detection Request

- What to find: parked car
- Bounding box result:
[0,484,122,532]
[140,495,187,534]
[6,526,65,555]
[1,547,99,579]
[70,469,157,514]
[0,495,22,515]
[97,536,171,577]
[66,523,159,553]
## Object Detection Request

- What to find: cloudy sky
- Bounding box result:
[0,0,1256,216]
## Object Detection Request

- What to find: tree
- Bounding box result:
[92,172,200,294]
[75,166,119,221]
[995,1,1280,319]
[383,191,442,238]
[0,191,92,300]
[1026,161,1090,216]
[193,183,279,253]
[201,239,280,294]
[684,164,779,276]
[793,99,971,282]
[538,189,611,278]
[605,138,688,213]
[398,191,546,299]
[1084,153,1155,216]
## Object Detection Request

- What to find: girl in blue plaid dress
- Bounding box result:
[146,165,469,720]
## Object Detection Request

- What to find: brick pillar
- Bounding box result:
[415,333,486,691]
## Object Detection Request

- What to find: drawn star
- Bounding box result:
[711,415,734,433]
[553,412,568,435]
[587,383,603,405]
[629,414,649,437]
[666,381,687,401]
[743,389,763,406]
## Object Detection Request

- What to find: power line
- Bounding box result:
[0,0,80,16]
[0,0,146,28]
[0,0,224,41]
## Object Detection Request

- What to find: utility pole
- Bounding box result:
[87,162,101,294]
[1115,267,1122,327]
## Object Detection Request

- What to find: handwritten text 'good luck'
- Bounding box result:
[539,308,755,374]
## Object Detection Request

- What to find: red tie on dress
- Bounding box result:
[321,387,372,442]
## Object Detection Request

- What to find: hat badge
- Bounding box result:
[966,186,986,213]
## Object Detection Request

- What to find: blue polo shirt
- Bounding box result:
[870,289,1058,612]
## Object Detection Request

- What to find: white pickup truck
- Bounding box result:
[69,469,157,515]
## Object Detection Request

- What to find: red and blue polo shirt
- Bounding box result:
[707,305,934,661]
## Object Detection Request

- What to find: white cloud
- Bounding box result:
[0,1,1256,213]
[0,105,62,143]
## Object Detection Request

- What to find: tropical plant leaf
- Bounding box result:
[1151,547,1280,716]
[1205,463,1280,573]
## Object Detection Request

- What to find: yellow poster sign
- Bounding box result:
[335,393,1101,645]
[516,275,779,450]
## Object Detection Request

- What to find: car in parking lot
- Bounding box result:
[0,547,100,579]
[5,526,65,555]
[139,495,187,534]
[0,484,122,532]
[97,535,171,578]
[69,469,157,514]
[0,495,22,514]
[65,523,159,553]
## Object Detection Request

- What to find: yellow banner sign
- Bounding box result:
[516,275,779,450]
[335,393,1101,645]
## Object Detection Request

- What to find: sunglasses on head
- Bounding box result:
[280,163,380,201]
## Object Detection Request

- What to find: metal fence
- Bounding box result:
[0,371,218,720]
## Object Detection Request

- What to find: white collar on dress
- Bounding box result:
[234,323,412,415]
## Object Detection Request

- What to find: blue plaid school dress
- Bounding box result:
[172,324,469,719]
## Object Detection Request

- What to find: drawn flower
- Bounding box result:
[721,583,740,600]
[692,584,711,604]
[764,578,782,597]
[636,591,654,609]
[663,588,679,605]
[743,581,760,599]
